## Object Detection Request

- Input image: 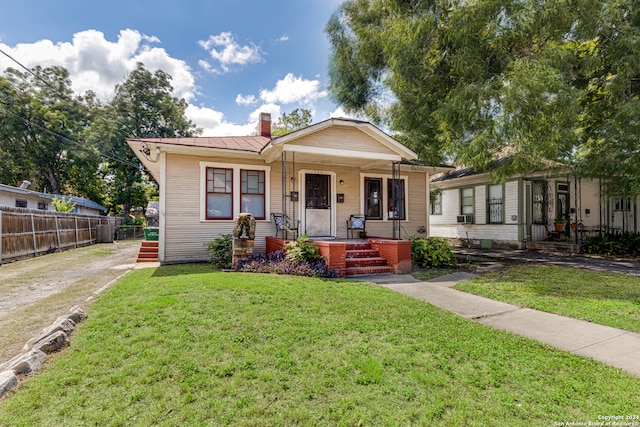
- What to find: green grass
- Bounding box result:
[1,264,639,426]
[455,265,640,333]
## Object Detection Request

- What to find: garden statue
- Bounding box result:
[232,213,256,267]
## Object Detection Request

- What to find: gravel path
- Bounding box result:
[0,240,140,363]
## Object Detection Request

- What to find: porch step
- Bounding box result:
[346,249,379,258]
[137,241,159,263]
[346,256,389,268]
[344,242,392,276]
[345,266,393,276]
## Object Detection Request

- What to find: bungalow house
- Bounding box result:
[127,113,451,269]
[428,159,637,251]
[0,181,106,216]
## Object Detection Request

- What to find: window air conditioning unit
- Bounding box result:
[456,214,473,224]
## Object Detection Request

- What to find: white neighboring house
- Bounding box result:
[0,181,107,216]
[428,159,638,250]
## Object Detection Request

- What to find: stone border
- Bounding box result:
[0,271,130,400]
[0,306,87,398]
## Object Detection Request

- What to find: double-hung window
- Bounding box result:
[387,179,406,220]
[487,184,504,224]
[240,169,265,220]
[364,178,382,219]
[362,175,407,220]
[460,187,474,215]
[202,162,270,221]
[206,167,233,219]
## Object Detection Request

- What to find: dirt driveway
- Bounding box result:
[0,240,141,363]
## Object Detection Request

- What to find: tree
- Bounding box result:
[0,66,101,195]
[105,62,200,217]
[51,195,76,213]
[326,0,640,193]
[271,108,313,136]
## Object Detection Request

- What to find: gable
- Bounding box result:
[289,126,398,157]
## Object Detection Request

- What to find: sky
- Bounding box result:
[0,0,350,136]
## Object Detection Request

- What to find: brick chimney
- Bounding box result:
[258,112,271,137]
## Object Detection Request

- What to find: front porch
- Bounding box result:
[266,236,412,277]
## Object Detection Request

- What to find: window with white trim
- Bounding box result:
[387,178,406,220]
[15,199,27,208]
[364,177,382,219]
[240,169,265,220]
[201,162,270,221]
[361,174,408,220]
[206,167,233,219]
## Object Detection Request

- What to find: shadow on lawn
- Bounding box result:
[479,264,640,303]
[149,263,220,278]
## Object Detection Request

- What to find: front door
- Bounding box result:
[304,173,332,237]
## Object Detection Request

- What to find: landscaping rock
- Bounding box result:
[0,370,18,398]
[68,306,88,324]
[0,350,47,375]
[33,330,70,354]
[24,316,76,351]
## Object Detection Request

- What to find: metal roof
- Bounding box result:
[0,183,107,211]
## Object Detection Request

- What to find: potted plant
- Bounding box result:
[553,217,567,232]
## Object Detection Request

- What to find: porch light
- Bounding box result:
[339,179,344,185]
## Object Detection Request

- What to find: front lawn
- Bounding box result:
[1,264,639,426]
[455,265,640,333]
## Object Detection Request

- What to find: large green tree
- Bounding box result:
[327,0,640,193]
[105,62,200,217]
[0,66,102,196]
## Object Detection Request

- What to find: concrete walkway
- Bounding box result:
[356,272,640,378]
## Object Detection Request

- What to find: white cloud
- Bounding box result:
[0,29,196,102]
[235,94,257,106]
[259,73,327,105]
[277,35,289,42]
[198,32,262,74]
[185,103,284,137]
[186,104,255,136]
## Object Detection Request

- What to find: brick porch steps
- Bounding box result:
[345,242,392,276]
[137,241,159,263]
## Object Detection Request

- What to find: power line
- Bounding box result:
[0,100,142,170]
[0,47,145,170]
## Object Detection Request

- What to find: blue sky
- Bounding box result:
[0,0,348,135]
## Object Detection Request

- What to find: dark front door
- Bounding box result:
[304,174,332,237]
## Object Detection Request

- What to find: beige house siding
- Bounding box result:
[160,153,430,263]
[162,153,284,263]
[292,127,397,156]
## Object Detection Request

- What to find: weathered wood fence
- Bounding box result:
[0,206,115,264]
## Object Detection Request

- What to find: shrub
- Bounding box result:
[583,232,640,257]
[236,250,338,278]
[284,234,320,263]
[410,237,456,268]
[206,234,232,269]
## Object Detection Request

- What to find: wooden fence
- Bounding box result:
[0,206,115,264]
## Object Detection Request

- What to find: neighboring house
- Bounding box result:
[127,113,451,264]
[429,159,638,250]
[0,182,106,216]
